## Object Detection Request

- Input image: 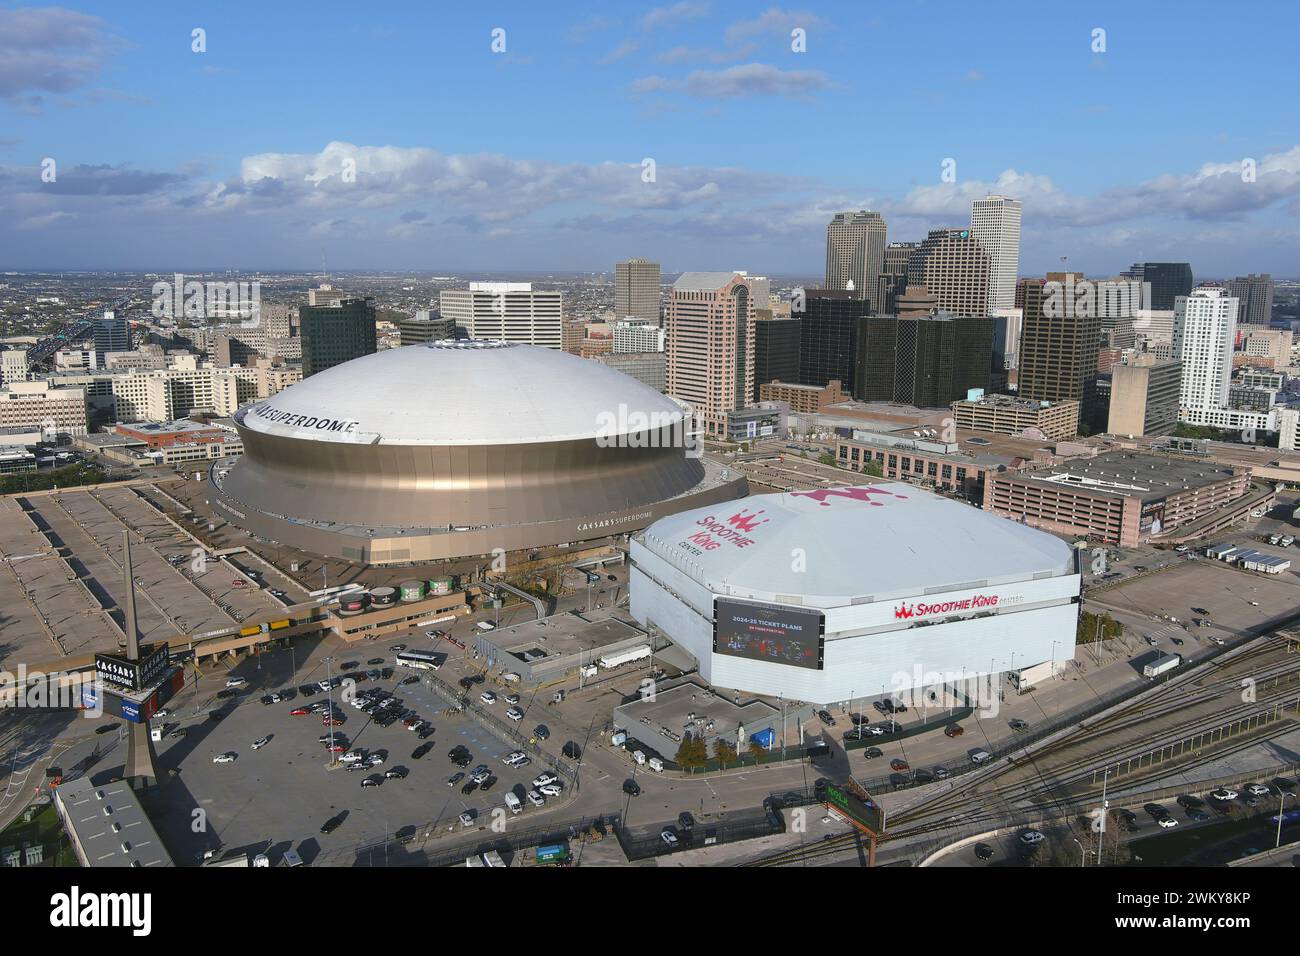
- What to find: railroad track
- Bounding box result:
[746,642,1300,867]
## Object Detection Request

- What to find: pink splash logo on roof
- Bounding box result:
[789,487,908,507]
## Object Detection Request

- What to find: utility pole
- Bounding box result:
[121,532,160,790]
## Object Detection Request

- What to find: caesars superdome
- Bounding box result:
[210,341,747,565]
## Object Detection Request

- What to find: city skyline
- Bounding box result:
[0,1,1296,276]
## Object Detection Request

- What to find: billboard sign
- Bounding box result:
[713,599,824,670]
[823,781,885,835]
[94,643,171,692]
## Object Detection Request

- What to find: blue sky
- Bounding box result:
[1,0,1297,276]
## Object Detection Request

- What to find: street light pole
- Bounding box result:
[1277,792,1295,849]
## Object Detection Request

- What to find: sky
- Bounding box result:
[0,0,1297,277]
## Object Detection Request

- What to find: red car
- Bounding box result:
[323,717,344,727]
[890,758,910,772]
[290,707,310,716]
[944,724,964,738]
[324,744,346,753]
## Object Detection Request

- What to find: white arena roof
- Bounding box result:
[637,482,1077,608]
[241,340,688,446]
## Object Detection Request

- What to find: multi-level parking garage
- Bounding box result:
[0,482,286,668]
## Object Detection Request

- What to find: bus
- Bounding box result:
[396,649,442,671]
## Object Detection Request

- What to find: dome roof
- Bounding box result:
[639,483,1077,609]
[240,340,687,446]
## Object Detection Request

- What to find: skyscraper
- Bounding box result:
[1120,262,1193,311]
[858,312,995,408]
[665,272,754,437]
[970,195,1022,312]
[439,283,563,349]
[300,298,377,378]
[825,211,886,302]
[907,228,991,317]
[1223,274,1274,326]
[1173,286,1238,411]
[876,242,916,316]
[753,316,801,401]
[1017,273,1102,411]
[796,289,870,395]
[614,258,662,324]
[93,311,131,354]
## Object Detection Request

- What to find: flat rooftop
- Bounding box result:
[615,681,780,747]
[1004,451,1241,502]
[54,777,173,868]
[496,607,647,661]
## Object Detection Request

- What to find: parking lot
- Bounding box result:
[140,638,570,865]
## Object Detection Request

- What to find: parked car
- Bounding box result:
[320,814,345,834]
[251,736,270,751]
[412,742,433,760]
[527,789,545,807]
[532,771,559,789]
[212,752,237,764]
[660,829,679,848]
[506,708,524,721]
[360,774,383,788]
[225,677,246,688]
[462,780,480,795]
[1210,788,1239,801]
[384,766,408,780]
[480,691,497,705]
[974,842,994,861]
[970,750,992,765]
[623,779,641,797]
[539,782,563,798]
[863,747,883,759]
[533,725,550,740]
[1009,719,1029,731]
[817,709,836,727]
[1019,829,1045,846]
[890,758,910,772]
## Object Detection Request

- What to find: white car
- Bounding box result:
[212,752,237,764]
[251,736,270,750]
[532,771,558,789]
[1210,788,1239,801]
[506,707,524,722]
[1145,636,1160,647]
[539,782,564,798]
[505,694,520,706]
[154,709,171,719]
[1174,545,1189,553]
[480,691,497,705]
[340,751,366,764]
[1208,635,1226,646]
[1246,784,1272,797]
[1019,829,1045,845]
[970,750,992,765]
[1157,816,1179,828]
[503,751,527,765]
[527,789,545,807]
[458,811,476,827]
[225,677,246,688]
[660,829,679,847]
[471,768,491,784]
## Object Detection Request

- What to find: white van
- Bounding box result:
[503,791,522,815]
[632,750,646,766]
[648,756,664,773]
[475,621,496,632]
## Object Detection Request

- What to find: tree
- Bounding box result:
[674,732,708,773]
[713,738,737,769]
[747,738,767,765]
[861,459,884,478]
[818,453,838,467]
